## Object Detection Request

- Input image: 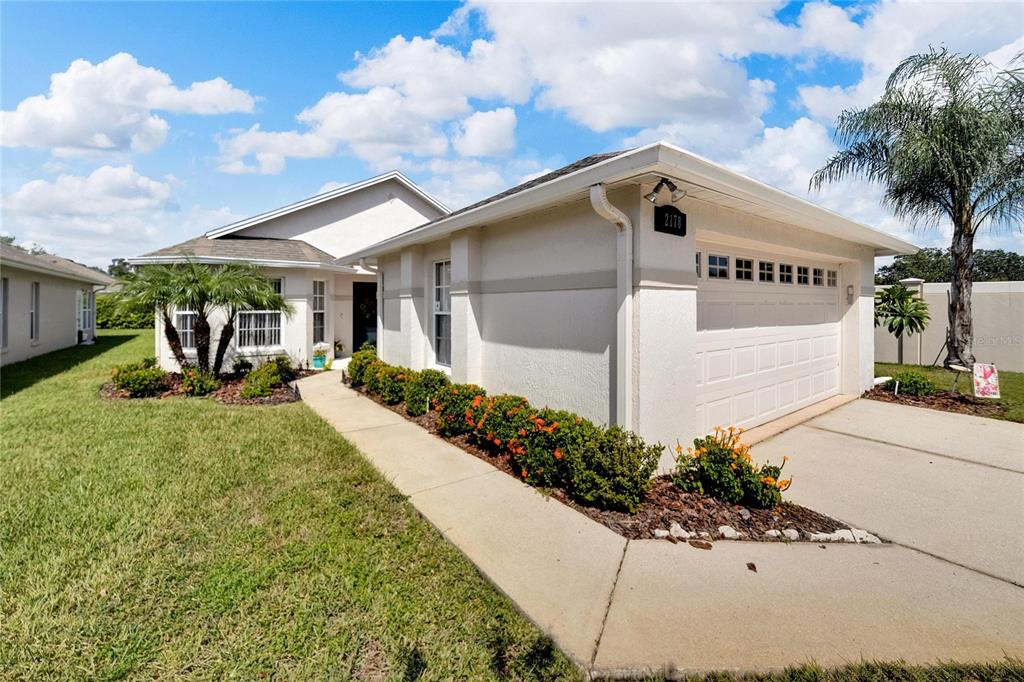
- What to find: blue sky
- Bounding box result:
[2,1,1021,266]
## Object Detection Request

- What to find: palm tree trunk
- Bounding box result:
[195,314,212,372]
[944,225,975,368]
[160,310,190,370]
[212,316,235,375]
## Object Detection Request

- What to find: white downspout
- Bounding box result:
[589,184,634,430]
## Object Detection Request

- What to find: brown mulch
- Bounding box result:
[863,385,1006,419]
[354,384,852,542]
[100,369,316,406]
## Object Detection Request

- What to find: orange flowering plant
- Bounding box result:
[433,383,487,437]
[365,363,411,404]
[672,426,792,509]
[403,368,450,417]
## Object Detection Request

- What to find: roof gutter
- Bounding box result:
[589,183,634,431]
[358,258,379,274]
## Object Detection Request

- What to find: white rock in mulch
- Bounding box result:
[808,529,857,543]
[764,529,782,538]
[739,508,752,521]
[654,529,670,539]
[782,528,800,541]
[852,528,882,544]
[669,523,693,539]
[699,532,711,539]
[718,525,743,540]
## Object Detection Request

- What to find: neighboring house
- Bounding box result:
[129,172,448,371]
[342,142,918,466]
[0,244,114,367]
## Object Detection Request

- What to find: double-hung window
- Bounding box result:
[29,281,40,342]
[79,290,95,334]
[796,266,810,285]
[758,261,774,282]
[827,270,838,287]
[175,309,197,350]
[695,252,702,279]
[708,254,729,279]
[312,280,326,344]
[735,258,753,281]
[433,261,451,366]
[779,264,793,284]
[238,277,283,347]
[1,277,8,349]
[813,268,824,286]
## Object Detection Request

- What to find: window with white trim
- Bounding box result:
[813,268,824,286]
[78,290,95,333]
[433,261,451,366]
[30,281,40,341]
[695,252,701,279]
[797,266,810,285]
[175,310,197,350]
[708,254,729,279]
[1,277,8,349]
[758,261,774,282]
[779,264,793,284]
[238,277,283,348]
[312,280,326,344]
[827,270,838,287]
[735,258,753,281]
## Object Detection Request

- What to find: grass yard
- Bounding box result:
[875,362,1024,422]
[0,330,578,680]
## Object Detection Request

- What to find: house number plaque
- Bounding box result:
[654,205,686,237]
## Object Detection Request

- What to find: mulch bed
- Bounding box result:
[863,385,1006,419]
[100,369,316,406]
[354,384,853,543]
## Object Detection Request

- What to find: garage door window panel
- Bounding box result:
[813,268,824,286]
[758,261,774,282]
[736,258,753,281]
[827,270,838,287]
[779,264,793,284]
[797,266,809,285]
[708,254,729,279]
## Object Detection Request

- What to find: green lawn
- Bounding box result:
[0,330,577,680]
[875,362,1024,422]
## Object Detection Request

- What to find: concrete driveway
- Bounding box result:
[752,399,1024,586]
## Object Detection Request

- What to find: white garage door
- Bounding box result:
[695,251,842,433]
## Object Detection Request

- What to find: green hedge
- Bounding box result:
[96,294,153,329]
[111,357,167,397]
[350,349,663,513]
[241,362,283,399]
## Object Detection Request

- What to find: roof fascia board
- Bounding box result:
[127,255,358,273]
[205,171,449,239]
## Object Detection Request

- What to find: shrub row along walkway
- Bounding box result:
[298,371,1024,677]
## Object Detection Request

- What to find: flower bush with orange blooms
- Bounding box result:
[365,362,411,404]
[403,368,450,416]
[672,426,791,508]
[433,382,488,437]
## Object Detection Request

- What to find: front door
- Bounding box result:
[352,281,377,352]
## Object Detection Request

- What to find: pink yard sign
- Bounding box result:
[973,363,1001,399]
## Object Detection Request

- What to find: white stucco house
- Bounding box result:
[0,243,114,367]
[341,143,918,465]
[129,172,448,371]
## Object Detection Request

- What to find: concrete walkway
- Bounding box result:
[297,372,1024,677]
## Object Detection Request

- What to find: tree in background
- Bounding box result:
[107,258,132,278]
[813,48,1023,368]
[876,247,1024,284]
[875,284,931,364]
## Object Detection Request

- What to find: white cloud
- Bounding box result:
[4,165,172,216]
[452,108,516,157]
[317,180,351,194]
[1,52,255,156]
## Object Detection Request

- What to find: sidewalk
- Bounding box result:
[297,371,1024,677]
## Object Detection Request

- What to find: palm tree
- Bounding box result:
[114,265,191,369]
[875,284,930,364]
[812,48,1023,368]
[208,263,292,374]
[172,259,217,372]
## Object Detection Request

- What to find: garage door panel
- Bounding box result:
[706,350,731,384]
[734,345,757,377]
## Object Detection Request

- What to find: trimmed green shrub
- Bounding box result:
[565,426,662,513]
[403,368,450,416]
[365,363,411,404]
[672,427,790,509]
[241,362,283,399]
[266,354,295,382]
[886,369,936,396]
[111,362,167,397]
[96,294,153,329]
[472,394,535,453]
[434,383,487,437]
[181,368,220,397]
[516,409,600,488]
[231,358,253,375]
[347,347,377,387]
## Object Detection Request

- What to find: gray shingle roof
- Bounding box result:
[0,244,114,286]
[142,236,340,265]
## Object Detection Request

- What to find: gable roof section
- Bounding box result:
[1,244,114,286]
[204,171,449,239]
[340,142,918,261]
[131,236,356,272]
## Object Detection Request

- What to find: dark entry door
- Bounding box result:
[352,281,377,352]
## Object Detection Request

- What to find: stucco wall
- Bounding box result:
[875,281,1023,371]
[1,265,96,366]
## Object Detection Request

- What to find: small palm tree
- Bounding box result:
[114,265,191,369]
[875,284,930,364]
[208,263,292,374]
[812,47,1023,368]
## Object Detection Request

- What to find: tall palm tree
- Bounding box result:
[172,259,218,372]
[812,48,1023,368]
[114,265,191,369]
[209,263,292,375]
[875,284,930,364]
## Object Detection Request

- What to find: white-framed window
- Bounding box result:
[813,268,824,286]
[433,260,451,367]
[78,290,95,333]
[708,254,729,279]
[758,261,774,282]
[695,252,702,279]
[238,277,283,348]
[312,280,326,345]
[735,258,753,281]
[797,266,810,285]
[30,281,40,341]
[779,264,793,284]
[175,310,197,350]
[1,277,8,349]
[827,270,838,287]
